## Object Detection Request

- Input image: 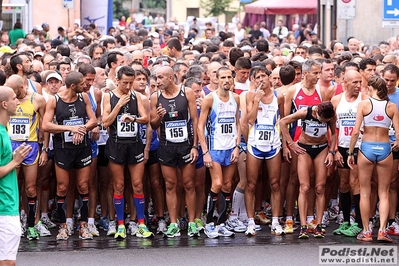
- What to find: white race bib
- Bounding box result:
[63,118,84,142]
[255,124,274,145]
[117,115,138,138]
[304,122,327,137]
[165,120,188,143]
[9,117,30,140]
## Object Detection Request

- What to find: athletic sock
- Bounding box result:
[206,190,218,224]
[353,194,362,228]
[286,216,293,221]
[306,216,314,224]
[340,191,351,223]
[272,217,278,225]
[88,218,95,225]
[41,212,49,219]
[27,196,37,227]
[56,195,66,224]
[231,187,244,220]
[113,194,125,225]
[133,194,145,224]
[79,193,89,223]
[217,191,231,225]
[248,217,255,225]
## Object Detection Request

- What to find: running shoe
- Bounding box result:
[264,204,272,219]
[87,223,100,237]
[333,221,349,235]
[322,212,329,228]
[387,221,399,236]
[377,230,393,243]
[178,217,188,231]
[187,222,200,237]
[226,218,246,233]
[307,219,317,233]
[20,210,27,229]
[313,224,324,238]
[255,211,271,225]
[157,219,167,234]
[136,224,154,238]
[204,222,219,238]
[114,225,126,239]
[128,221,138,236]
[194,218,204,232]
[164,223,181,238]
[66,221,75,236]
[271,223,284,236]
[328,205,339,220]
[336,211,344,225]
[341,223,362,237]
[368,220,374,233]
[21,222,26,237]
[41,216,57,229]
[395,212,399,224]
[242,220,263,231]
[107,220,117,236]
[298,225,309,239]
[98,216,109,231]
[56,224,69,241]
[217,223,235,237]
[245,223,257,236]
[357,230,372,242]
[27,226,39,240]
[79,223,93,240]
[34,221,51,237]
[284,219,294,234]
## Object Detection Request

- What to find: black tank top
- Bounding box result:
[53,93,88,149]
[157,87,192,145]
[301,106,328,138]
[109,90,140,143]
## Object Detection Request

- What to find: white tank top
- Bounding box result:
[247,91,281,152]
[336,92,362,148]
[363,98,391,128]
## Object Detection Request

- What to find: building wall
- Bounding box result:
[337,0,399,45]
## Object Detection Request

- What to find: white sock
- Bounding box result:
[248,218,255,225]
[286,216,293,221]
[272,217,279,225]
[41,213,49,219]
[88,218,95,225]
[306,216,314,224]
[231,188,244,220]
[66,218,73,224]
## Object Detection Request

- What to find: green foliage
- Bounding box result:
[113,0,130,20]
[200,0,236,17]
[142,0,166,10]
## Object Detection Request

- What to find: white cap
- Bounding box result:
[149,32,159,38]
[291,56,306,63]
[46,72,62,83]
[34,52,44,58]
[33,25,43,31]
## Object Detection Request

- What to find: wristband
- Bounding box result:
[328,150,336,155]
[192,145,199,150]
[203,150,209,155]
[347,152,354,156]
[235,144,241,149]
[288,142,295,147]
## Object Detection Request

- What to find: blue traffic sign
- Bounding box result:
[383,0,399,20]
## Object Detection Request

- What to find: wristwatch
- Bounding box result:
[42,147,50,153]
[328,150,336,155]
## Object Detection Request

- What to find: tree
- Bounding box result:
[142,0,166,10]
[113,0,130,20]
[200,0,236,18]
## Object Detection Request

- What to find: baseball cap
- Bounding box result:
[149,32,159,38]
[0,46,16,54]
[34,52,44,58]
[33,25,43,31]
[164,29,173,36]
[46,72,62,83]
[51,39,63,48]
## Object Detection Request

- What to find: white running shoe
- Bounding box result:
[226,218,247,233]
[35,221,51,237]
[66,221,74,236]
[204,222,219,239]
[41,216,57,229]
[128,221,138,236]
[107,220,117,236]
[322,212,330,228]
[217,223,235,237]
[271,223,284,236]
[157,219,167,234]
[88,223,100,237]
[245,223,257,236]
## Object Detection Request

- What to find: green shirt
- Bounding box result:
[8,28,25,45]
[0,124,19,216]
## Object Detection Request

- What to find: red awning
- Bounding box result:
[244,0,317,15]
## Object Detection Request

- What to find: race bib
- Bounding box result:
[255,124,274,145]
[63,118,84,142]
[165,120,188,143]
[9,117,30,140]
[215,117,236,138]
[389,122,395,136]
[117,115,138,138]
[304,121,327,137]
[140,124,147,144]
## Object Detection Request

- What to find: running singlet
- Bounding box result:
[336,92,362,148]
[108,90,139,143]
[207,91,238,150]
[301,106,328,138]
[388,88,399,142]
[157,87,192,145]
[292,83,322,141]
[53,93,88,149]
[363,98,391,128]
[247,90,281,152]
[8,93,39,141]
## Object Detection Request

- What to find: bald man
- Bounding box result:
[0,86,32,265]
[203,61,222,95]
[331,70,364,237]
[348,38,360,54]
[270,67,282,89]
[6,75,49,240]
[132,50,144,65]
[150,66,200,237]
[272,56,284,68]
